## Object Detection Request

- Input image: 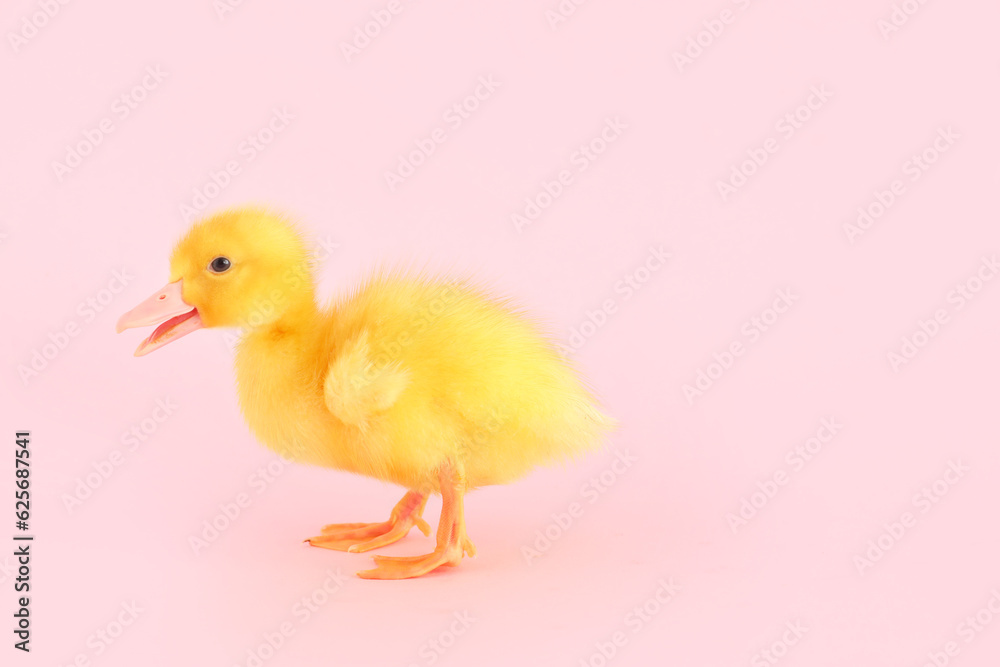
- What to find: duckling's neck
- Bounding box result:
[257,290,319,338]
[234,287,323,402]
[233,288,329,464]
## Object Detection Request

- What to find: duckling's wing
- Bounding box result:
[323,330,409,429]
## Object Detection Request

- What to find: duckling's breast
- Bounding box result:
[233,329,354,471]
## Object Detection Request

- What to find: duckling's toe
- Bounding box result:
[306,521,393,552]
[357,546,463,580]
[305,490,430,553]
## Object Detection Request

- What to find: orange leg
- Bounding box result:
[305,490,430,553]
[358,462,476,580]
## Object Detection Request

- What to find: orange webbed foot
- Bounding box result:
[357,463,475,580]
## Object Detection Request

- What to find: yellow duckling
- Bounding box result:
[117,208,614,579]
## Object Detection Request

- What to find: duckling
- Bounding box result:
[117,208,614,579]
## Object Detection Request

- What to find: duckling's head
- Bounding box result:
[117,208,315,356]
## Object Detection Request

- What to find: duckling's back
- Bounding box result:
[322,271,615,490]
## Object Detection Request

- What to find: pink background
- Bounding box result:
[3,1,1000,665]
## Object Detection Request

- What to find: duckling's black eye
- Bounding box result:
[209,256,232,273]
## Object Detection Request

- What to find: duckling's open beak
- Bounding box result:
[116,280,204,357]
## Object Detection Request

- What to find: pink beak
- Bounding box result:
[116,280,204,357]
